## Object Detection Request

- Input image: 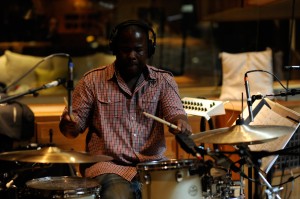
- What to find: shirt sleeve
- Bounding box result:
[160,73,186,121]
[71,76,95,132]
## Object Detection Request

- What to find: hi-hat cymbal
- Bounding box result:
[0,146,113,163]
[190,124,295,145]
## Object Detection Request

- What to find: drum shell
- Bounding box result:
[137,159,203,199]
[23,176,101,199]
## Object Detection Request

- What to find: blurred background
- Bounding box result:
[0,0,299,88]
[0,2,300,198]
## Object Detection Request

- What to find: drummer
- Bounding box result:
[59,19,192,199]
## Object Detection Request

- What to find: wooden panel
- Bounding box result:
[36,121,87,151]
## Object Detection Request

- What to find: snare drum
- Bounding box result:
[24,176,101,199]
[137,159,203,199]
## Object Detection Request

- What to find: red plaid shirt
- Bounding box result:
[68,63,186,181]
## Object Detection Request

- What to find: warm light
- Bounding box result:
[86,35,95,43]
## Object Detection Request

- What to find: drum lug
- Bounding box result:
[176,171,183,182]
[144,173,151,185]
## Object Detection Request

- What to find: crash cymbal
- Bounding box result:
[0,146,113,163]
[191,124,295,145]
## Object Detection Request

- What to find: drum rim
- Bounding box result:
[136,159,200,171]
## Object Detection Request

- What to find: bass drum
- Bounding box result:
[22,176,101,199]
[137,159,203,199]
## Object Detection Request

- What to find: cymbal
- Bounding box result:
[190,124,295,145]
[0,146,113,163]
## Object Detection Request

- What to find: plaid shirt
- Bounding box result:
[68,63,186,181]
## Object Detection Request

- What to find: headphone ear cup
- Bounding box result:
[109,41,116,55]
[108,38,115,55]
[108,27,117,55]
[148,39,156,58]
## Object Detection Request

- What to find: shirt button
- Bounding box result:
[131,116,135,120]
[133,133,137,137]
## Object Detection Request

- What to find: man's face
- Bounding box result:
[115,26,148,79]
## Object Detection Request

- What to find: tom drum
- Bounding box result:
[137,159,203,199]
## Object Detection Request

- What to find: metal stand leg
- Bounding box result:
[258,171,283,199]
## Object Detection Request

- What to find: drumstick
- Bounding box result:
[64,97,75,122]
[143,112,181,131]
[143,112,203,160]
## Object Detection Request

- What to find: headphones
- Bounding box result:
[109,20,156,58]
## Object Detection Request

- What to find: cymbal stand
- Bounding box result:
[237,145,283,199]
[258,172,283,199]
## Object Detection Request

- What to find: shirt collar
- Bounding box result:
[110,63,157,82]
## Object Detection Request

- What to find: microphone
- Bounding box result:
[244,73,254,122]
[67,57,74,115]
[175,133,203,160]
[0,78,66,104]
[43,78,66,89]
[285,66,300,70]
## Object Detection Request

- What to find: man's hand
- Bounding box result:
[59,112,80,138]
[169,116,192,135]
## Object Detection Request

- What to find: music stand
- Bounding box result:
[242,98,300,198]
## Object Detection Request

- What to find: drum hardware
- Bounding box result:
[235,144,300,199]
[143,173,151,185]
[217,143,300,199]
[176,170,184,182]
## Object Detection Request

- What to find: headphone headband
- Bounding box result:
[109,20,156,58]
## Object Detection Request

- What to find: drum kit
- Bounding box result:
[0,121,295,199]
[135,120,295,199]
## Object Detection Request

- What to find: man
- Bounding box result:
[59,20,192,199]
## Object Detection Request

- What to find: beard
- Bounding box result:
[116,59,146,80]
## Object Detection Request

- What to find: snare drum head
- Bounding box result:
[25,176,100,199]
[26,176,100,190]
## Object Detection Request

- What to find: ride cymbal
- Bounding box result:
[0,146,113,163]
[190,124,295,145]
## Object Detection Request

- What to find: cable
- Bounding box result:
[246,69,288,92]
[271,173,300,187]
[4,53,71,92]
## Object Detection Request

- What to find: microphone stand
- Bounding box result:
[0,83,62,104]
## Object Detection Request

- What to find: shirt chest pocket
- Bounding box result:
[97,94,124,118]
[139,93,160,114]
